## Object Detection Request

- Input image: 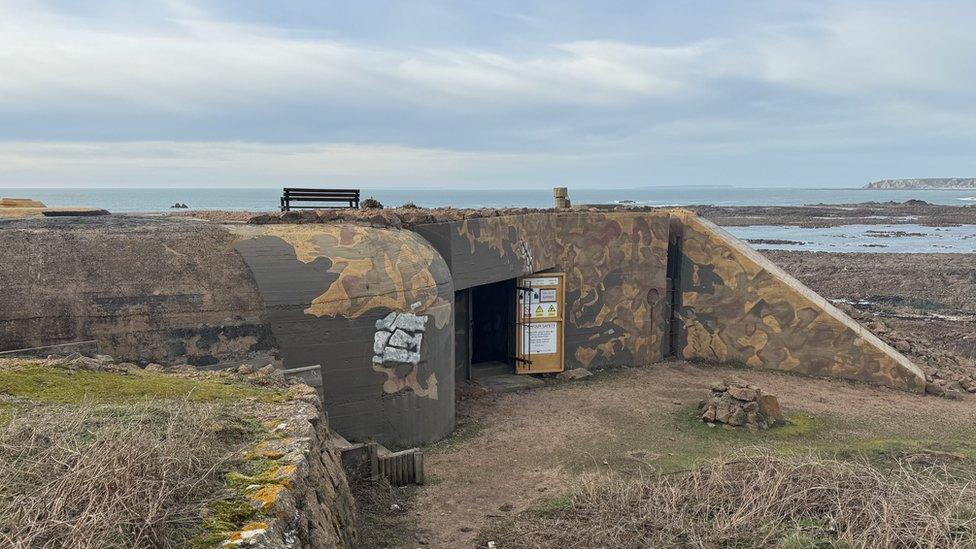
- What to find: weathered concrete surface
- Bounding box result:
[673,211,925,392]
[0,216,273,366]
[0,208,928,451]
[230,224,455,446]
[415,211,671,370]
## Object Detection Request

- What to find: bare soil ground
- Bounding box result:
[401,362,976,548]
[390,241,976,548]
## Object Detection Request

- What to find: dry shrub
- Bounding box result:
[489,450,976,548]
[0,401,235,548]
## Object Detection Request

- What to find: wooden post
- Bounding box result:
[367,442,379,481]
[413,452,425,485]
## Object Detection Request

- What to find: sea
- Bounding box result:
[3,186,975,212]
[3,186,976,253]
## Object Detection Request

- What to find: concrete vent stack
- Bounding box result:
[553,187,570,209]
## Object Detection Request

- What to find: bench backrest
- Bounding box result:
[280,188,360,211]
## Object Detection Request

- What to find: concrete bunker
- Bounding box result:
[0,208,925,448]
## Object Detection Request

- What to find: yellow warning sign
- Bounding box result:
[546,304,557,317]
[535,305,544,317]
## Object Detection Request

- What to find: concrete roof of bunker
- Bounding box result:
[244,204,672,229]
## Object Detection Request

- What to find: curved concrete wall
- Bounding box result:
[0,217,455,446]
[229,224,455,446]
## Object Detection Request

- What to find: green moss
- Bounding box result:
[818,437,976,464]
[0,363,285,405]
[532,493,574,517]
[191,499,256,548]
[618,407,823,473]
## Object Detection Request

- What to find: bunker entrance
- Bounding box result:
[457,278,517,380]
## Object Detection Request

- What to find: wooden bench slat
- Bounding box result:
[280,187,361,211]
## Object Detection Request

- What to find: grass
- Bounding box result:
[349,471,422,548]
[531,493,574,517]
[0,400,255,548]
[0,359,298,548]
[0,361,285,405]
[482,450,976,548]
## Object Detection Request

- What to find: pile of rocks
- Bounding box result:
[699,379,785,429]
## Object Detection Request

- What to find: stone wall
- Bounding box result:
[217,384,358,548]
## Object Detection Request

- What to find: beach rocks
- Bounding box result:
[837,303,976,399]
[700,379,785,429]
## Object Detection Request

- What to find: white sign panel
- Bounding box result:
[524,277,559,287]
[521,289,558,319]
[521,322,558,355]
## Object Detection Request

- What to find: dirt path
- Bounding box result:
[410,362,976,548]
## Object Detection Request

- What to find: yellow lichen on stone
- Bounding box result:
[249,483,285,511]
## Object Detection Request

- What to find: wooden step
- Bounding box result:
[367,442,425,486]
[332,433,425,486]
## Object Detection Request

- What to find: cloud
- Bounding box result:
[0,140,582,187]
[0,0,975,187]
[0,7,713,119]
[751,1,976,96]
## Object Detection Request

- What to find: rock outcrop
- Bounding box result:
[865,178,976,189]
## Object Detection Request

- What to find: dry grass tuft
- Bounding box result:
[486,450,976,548]
[0,400,237,548]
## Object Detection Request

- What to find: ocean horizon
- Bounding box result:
[2,186,975,213]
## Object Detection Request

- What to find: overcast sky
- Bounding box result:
[2,0,975,188]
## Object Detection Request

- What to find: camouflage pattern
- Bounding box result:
[0,210,928,448]
[230,223,455,446]
[552,212,670,368]
[416,211,672,369]
[673,211,925,392]
[233,224,452,327]
[0,216,272,366]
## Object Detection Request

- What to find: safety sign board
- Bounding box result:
[521,322,558,355]
[522,289,558,319]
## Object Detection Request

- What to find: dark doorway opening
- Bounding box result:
[665,219,684,357]
[465,278,516,379]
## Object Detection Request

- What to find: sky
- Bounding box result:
[1,0,975,189]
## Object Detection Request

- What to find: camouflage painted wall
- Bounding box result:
[0,210,927,450]
[672,211,925,391]
[230,224,455,446]
[414,211,671,370]
[0,216,272,366]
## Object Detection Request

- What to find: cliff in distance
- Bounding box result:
[866,178,976,189]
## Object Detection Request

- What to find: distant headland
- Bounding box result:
[865,178,976,189]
